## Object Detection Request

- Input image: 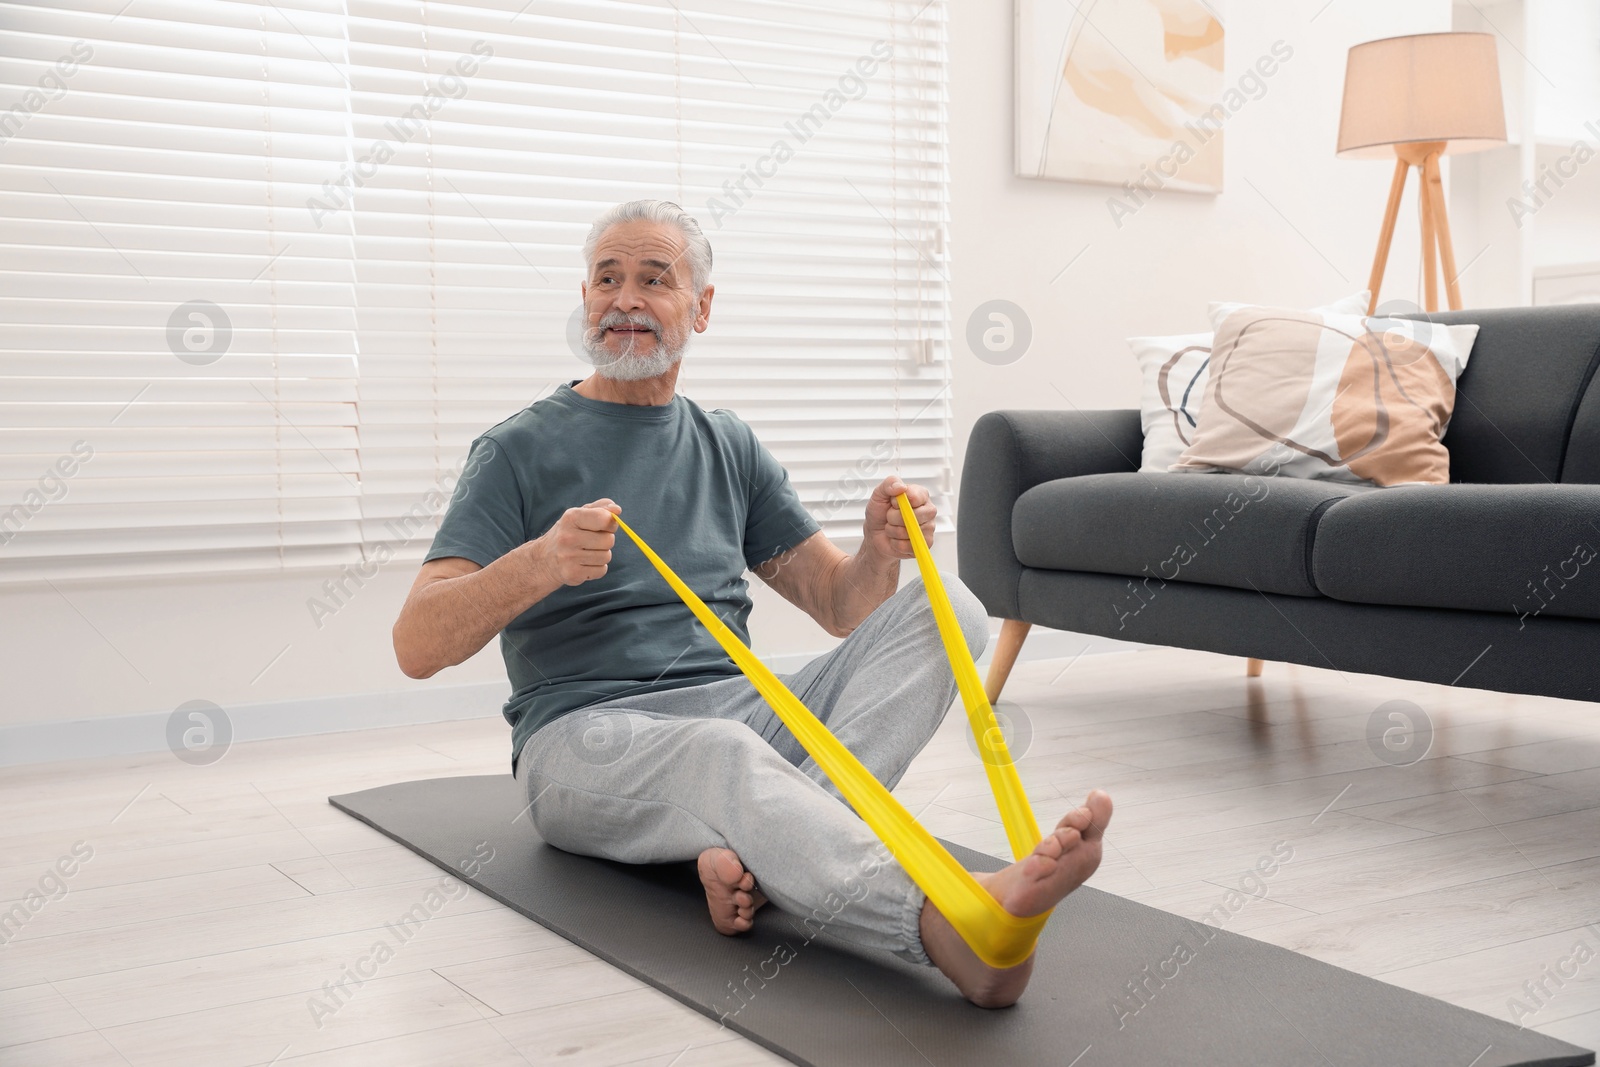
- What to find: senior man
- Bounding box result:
[392,200,1112,1008]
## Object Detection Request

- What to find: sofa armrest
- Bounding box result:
[956,409,1143,620]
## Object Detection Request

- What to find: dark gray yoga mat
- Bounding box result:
[329,774,1593,1067]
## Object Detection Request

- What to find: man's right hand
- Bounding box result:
[535,498,621,586]
[394,497,621,678]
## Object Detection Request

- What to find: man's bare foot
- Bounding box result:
[697,847,769,935]
[919,790,1112,1008]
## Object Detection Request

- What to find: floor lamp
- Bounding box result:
[1240,35,1505,682]
[1337,32,1507,314]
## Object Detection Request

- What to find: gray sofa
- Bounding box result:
[958,305,1600,703]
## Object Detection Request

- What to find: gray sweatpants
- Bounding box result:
[514,570,989,968]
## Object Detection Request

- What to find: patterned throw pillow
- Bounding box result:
[1171,305,1479,486]
[1130,291,1368,472]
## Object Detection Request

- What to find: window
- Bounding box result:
[1,0,951,581]
[1,0,360,580]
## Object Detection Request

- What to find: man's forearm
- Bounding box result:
[394,540,562,678]
[826,544,901,635]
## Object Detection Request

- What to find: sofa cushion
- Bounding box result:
[1129,291,1370,473]
[1012,472,1373,597]
[1172,305,1477,486]
[1312,484,1600,621]
[1422,305,1600,484]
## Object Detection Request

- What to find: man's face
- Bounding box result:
[580,220,712,380]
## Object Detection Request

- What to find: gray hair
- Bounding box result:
[582,200,713,294]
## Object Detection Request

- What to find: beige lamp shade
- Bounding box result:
[1337,32,1507,158]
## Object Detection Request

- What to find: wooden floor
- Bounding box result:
[4,647,1600,1065]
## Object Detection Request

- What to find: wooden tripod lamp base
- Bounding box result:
[1365,141,1462,315]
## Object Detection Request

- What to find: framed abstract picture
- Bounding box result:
[1016,0,1226,193]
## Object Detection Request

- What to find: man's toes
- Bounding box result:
[1055,792,1112,839]
[1047,826,1082,860]
[697,847,767,937]
[1082,793,1112,840]
[1056,807,1092,835]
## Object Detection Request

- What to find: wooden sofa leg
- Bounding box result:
[1246,658,1265,677]
[985,620,1032,703]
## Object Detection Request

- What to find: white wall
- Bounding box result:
[2,0,1456,748]
[946,0,1452,481]
[0,564,495,731]
[0,548,867,734]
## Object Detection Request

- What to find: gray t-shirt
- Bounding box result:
[424,382,820,775]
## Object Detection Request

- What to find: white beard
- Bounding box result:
[583,310,692,381]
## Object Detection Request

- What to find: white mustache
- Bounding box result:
[578,305,690,381]
[593,310,662,338]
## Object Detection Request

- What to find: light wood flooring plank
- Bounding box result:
[50,904,562,1030]
[0,1029,131,1067]
[1246,856,1600,974]
[99,967,497,1067]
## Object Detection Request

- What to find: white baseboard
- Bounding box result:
[1,626,1141,767]
[0,682,514,769]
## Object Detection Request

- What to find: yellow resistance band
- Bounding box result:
[611,493,1048,969]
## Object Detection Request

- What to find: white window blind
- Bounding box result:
[347,0,952,557]
[1,0,950,582]
[1,0,363,581]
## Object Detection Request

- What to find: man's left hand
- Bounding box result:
[863,476,936,561]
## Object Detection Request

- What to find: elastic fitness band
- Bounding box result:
[611,494,1049,969]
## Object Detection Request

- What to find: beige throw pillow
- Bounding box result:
[1171,305,1479,486]
[1130,291,1369,472]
